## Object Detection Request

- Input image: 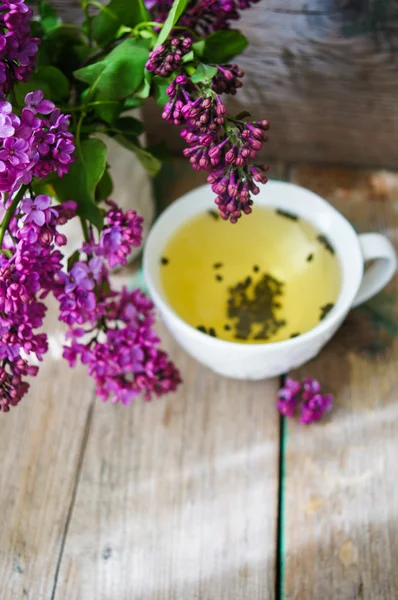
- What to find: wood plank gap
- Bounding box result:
[50,396,96,600]
[275,376,287,600]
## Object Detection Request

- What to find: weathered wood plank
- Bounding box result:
[282,165,398,600]
[53,323,281,600]
[0,297,95,600]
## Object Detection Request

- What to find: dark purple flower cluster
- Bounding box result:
[146,37,192,77]
[164,75,269,221]
[146,0,260,35]
[0,195,77,411]
[0,0,39,97]
[277,377,333,424]
[57,205,181,404]
[0,91,75,195]
[211,64,244,95]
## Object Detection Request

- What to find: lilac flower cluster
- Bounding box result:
[146,0,260,35]
[161,73,269,222]
[277,377,333,424]
[0,195,77,411]
[211,64,244,95]
[0,91,75,195]
[146,37,192,77]
[0,0,39,97]
[1,188,181,410]
[57,205,181,404]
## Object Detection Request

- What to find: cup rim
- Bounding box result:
[143,180,363,352]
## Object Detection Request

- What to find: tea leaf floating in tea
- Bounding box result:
[320,303,334,321]
[306,253,314,262]
[276,209,299,221]
[319,302,334,321]
[161,257,169,265]
[215,274,223,282]
[227,273,286,341]
[317,234,335,255]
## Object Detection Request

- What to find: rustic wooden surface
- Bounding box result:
[54,327,280,600]
[0,297,96,600]
[282,165,398,600]
[1,162,398,599]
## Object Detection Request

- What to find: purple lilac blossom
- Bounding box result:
[276,377,334,424]
[146,0,260,35]
[0,93,75,195]
[0,0,39,97]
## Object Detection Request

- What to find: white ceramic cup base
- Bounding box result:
[144,181,397,380]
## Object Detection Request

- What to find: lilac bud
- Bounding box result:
[176,75,188,85]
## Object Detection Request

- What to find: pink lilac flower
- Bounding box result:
[61,286,181,404]
[146,37,192,77]
[24,90,55,114]
[158,58,269,221]
[21,194,52,226]
[277,377,301,418]
[0,195,77,412]
[0,93,75,195]
[0,0,39,96]
[276,377,334,424]
[95,201,143,268]
[212,64,244,95]
[146,0,259,35]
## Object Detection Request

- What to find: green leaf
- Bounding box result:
[53,139,107,230]
[14,66,69,105]
[38,1,59,33]
[41,26,90,78]
[135,70,152,99]
[192,39,205,57]
[181,50,194,64]
[123,97,143,110]
[67,250,80,272]
[95,93,122,125]
[115,116,145,136]
[74,38,149,100]
[93,0,150,46]
[95,167,114,202]
[191,63,218,84]
[37,66,70,100]
[202,30,248,63]
[156,0,189,47]
[115,135,161,176]
[152,75,172,108]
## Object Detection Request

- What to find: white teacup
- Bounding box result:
[143,181,397,379]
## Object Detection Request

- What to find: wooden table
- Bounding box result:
[1,163,397,600]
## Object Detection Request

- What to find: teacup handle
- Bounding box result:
[352,233,397,308]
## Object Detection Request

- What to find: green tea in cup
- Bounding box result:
[160,206,341,344]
